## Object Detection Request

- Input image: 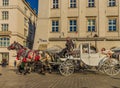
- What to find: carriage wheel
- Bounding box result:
[98,65,105,73]
[103,59,120,76]
[59,60,74,76]
[98,62,106,73]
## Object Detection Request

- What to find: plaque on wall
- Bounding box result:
[38,44,47,50]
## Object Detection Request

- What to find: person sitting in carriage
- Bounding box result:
[101,48,114,57]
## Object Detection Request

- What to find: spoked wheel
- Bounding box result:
[59,60,74,76]
[103,58,120,76]
[98,65,105,73]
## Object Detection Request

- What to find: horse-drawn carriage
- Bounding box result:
[45,43,120,76]
[7,41,120,76]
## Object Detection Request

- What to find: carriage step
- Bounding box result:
[49,62,61,65]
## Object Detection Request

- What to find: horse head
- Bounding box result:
[7,41,23,50]
[7,41,17,50]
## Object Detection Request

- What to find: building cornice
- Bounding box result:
[11,32,26,39]
[0,31,12,36]
[0,5,37,19]
[22,0,37,16]
[0,5,18,9]
[49,37,120,41]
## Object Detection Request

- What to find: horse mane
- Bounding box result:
[17,42,24,48]
[13,42,25,50]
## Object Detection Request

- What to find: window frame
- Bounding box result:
[51,20,59,32]
[87,18,96,32]
[69,0,77,8]
[108,0,116,7]
[2,11,9,20]
[24,7,28,14]
[0,37,10,47]
[30,13,33,19]
[1,24,9,31]
[24,29,28,37]
[69,19,77,32]
[88,0,95,8]
[3,0,9,6]
[52,0,59,9]
[24,17,28,27]
[108,17,117,32]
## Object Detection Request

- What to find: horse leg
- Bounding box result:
[24,63,31,75]
[17,65,23,74]
[37,62,45,75]
[23,63,29,75]
[41,64,46,75]
[47,64,52,74]
[31,62,35,72]
[27,62,31,74]
[22,66,26,75]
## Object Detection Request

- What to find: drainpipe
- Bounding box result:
[78,0,80,38]
[98,0,100,37]
[118,0,120,37]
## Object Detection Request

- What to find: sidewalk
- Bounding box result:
[0,66,120,88]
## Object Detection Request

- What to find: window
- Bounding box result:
[24,29,27,37]
[23,41,27,47]
[69,20,77,32]
[0,37,10,47]
[24,18,28,26]
[88,0,95,7]
[52,20,59,32]
[3,0,9,6]
[24,7,27,14]
[108,0,116,7]
[53,0,59,8]
[2,53,9,64]
[70,0,76,8]
[108,18,117,31]
[30,13,33,19]
[2,11,9,20]
[87,19,96,32]
[1,24,8,31]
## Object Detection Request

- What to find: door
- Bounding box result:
[0,53,9,65]
[81,43,90,65]
[89,53,101,66]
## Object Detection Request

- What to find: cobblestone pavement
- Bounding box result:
[0,66,120,88]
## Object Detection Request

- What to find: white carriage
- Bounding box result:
[58,43,120,76]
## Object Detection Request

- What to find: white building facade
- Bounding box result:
[0,0,37,66]
[34,0,120,52]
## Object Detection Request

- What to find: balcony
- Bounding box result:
[0,31,12,36]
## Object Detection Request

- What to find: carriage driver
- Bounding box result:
[65,37,75,52]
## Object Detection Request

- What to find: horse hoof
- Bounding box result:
[24,73,26,75]
[28,72,30,74]
[42,73,45,75]
[18,73,22,75]
[49,71,52,74]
